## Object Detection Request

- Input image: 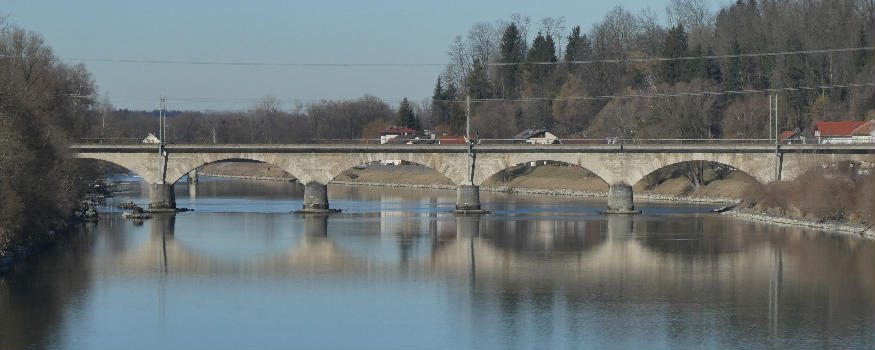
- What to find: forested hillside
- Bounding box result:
[429,0,874,139]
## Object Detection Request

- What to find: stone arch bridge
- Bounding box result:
[70,143,874,213]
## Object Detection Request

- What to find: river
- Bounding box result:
[0,177,872,349]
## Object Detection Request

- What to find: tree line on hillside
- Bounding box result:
[86,0,873,145]
[88,96,424,144]
[428,0,874,139]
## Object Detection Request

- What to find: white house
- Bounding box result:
[379,126,420,165]
[513,129,559,145]
[142,133,161,144]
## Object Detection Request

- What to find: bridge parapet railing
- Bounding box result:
[76,137,872,146]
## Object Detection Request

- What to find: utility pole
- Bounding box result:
[158,95,165,155]
[768,95,772,141]
[466,95,473,185]
[775,94,778,144]
[161,95,167,146]
[774,94,780,181]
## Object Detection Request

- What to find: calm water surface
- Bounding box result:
[1,177,872,349]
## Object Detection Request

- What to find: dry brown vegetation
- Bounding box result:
[0,20,104,256]
[741,168,875,224]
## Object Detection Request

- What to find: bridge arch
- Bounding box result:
[74,153,164,184]
[164,153,310,185]
[321,152,466,186]
[165,156,301,185]
[473,153,615,186]
[622,153,775,186]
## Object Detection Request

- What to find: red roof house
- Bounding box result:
[778,129,805,144]
[379,126,420,144]
[813,121,867,144]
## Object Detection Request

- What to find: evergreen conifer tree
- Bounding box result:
[659,24,689,85]
[397,98,419,131]
[498,23,525,98]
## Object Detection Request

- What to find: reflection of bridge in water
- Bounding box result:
[106,213,782,285]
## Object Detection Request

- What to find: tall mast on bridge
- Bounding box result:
[465,95,473,185]
[158,95,166,155]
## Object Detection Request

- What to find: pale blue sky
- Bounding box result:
[4,0,724,111]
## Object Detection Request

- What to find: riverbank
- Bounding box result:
[0,212,91,272]
[0,184,107,272]
[330,180,739,204]
[724,208,875,239]
[199,162,872,238]
[200,162,296,182]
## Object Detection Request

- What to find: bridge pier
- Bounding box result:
[148,184,177,211]
[603,183,640,214]
[187,169,198,183]
[452,184,489,214]
[295,182,340,214]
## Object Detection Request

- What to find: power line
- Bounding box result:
[502,47,875,65]
[0,46,870,67]
[98,82,873,108]
[433,83,875,103]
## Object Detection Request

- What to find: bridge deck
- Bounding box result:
[70,143,875,154]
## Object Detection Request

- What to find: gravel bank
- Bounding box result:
[199,172,296,182]
[724,208,874,239]
[330,181,738,204]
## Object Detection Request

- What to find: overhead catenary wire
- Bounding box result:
[434,83,875,103]
[0,47,871,67]
[95,82,873,108]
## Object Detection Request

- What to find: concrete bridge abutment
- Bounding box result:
[148,184,177,211]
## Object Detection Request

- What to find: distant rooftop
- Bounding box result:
[814,121,867,136]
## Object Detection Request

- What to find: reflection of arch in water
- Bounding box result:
[636,215,749,258]
[479,218,608,257]
[111,213,358,273]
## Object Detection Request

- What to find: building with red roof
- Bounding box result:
[778,129,804,144]
[379,126,420,144]
[813,121,867,144]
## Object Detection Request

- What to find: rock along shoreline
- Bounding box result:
[721,208,874,239]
